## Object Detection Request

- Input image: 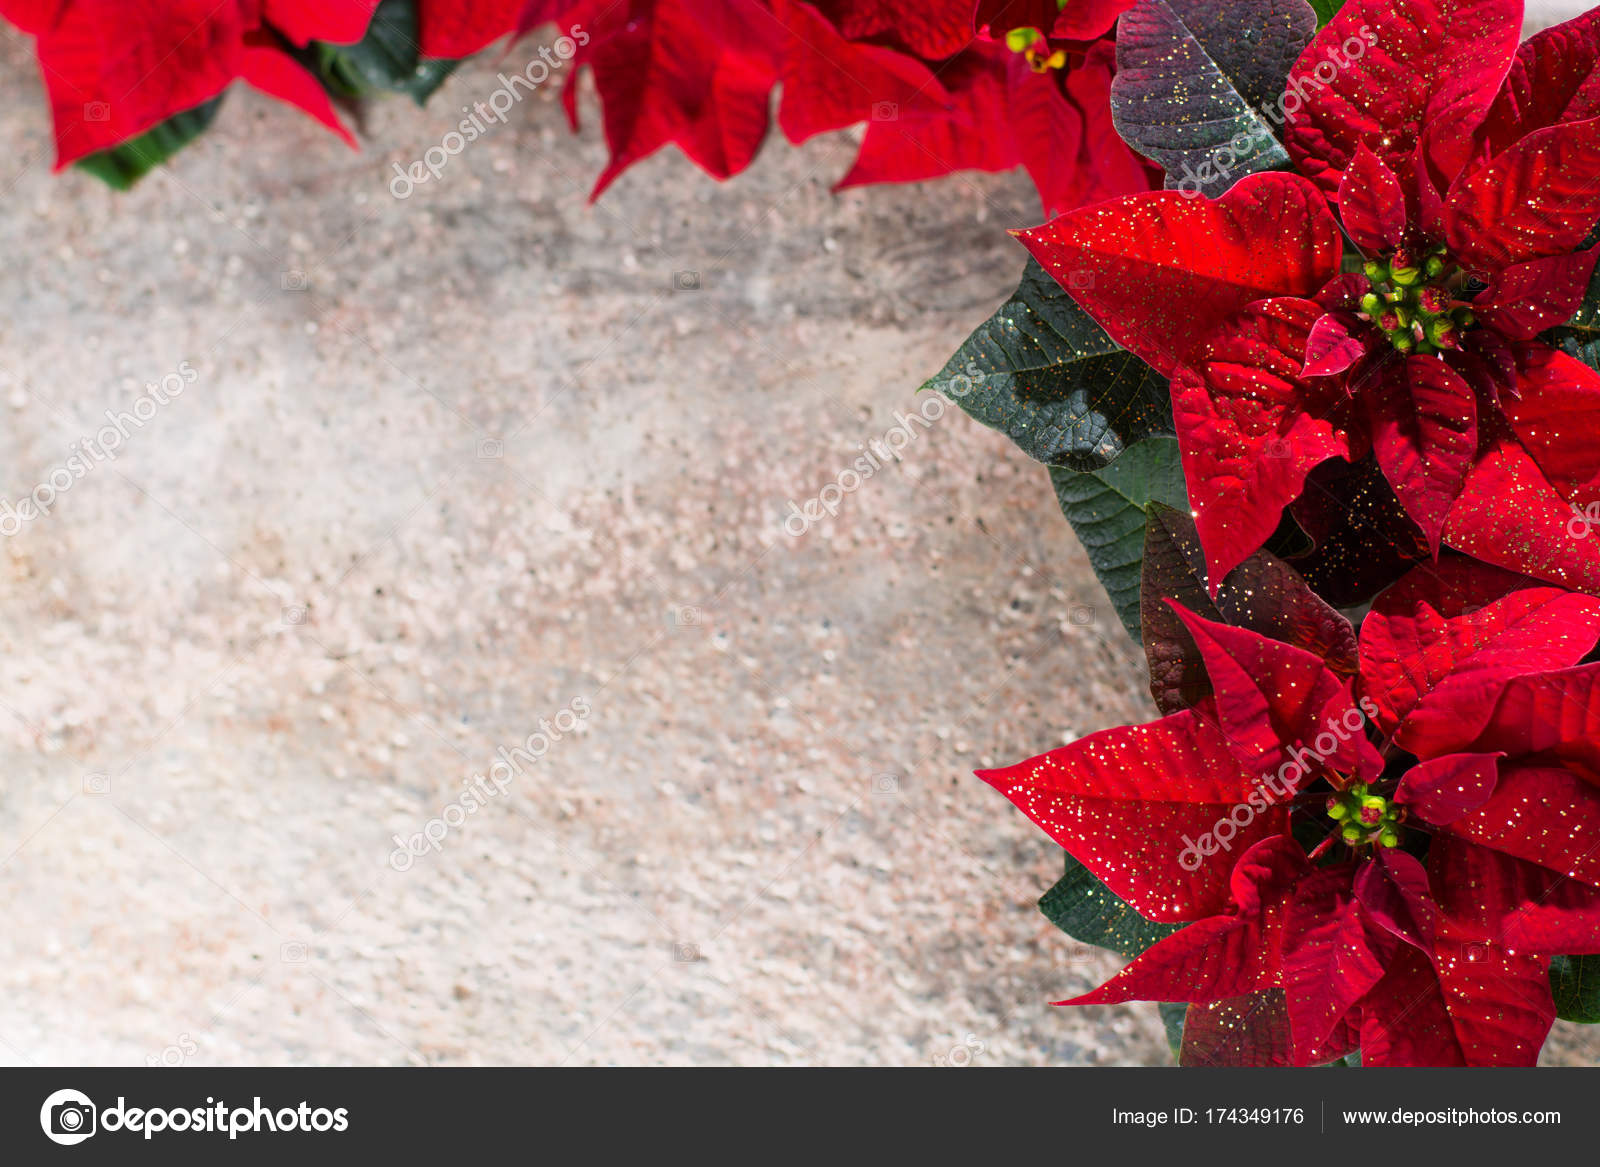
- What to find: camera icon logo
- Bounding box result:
[83,772,110,795]
[40,1089,96,1146]
[281,270,309,292]
[281,605,307,626]
[871,101,899,121]
[281,940,309,962]
[83,102,111,123]
[1066,269,1095,290]
[672,270,701,291]
[1067,604,1097,627]
[476,437,504,460]
[672,942,701,962]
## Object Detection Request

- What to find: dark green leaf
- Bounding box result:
[1039,852,1184,957]
[924,259,1172,471]
[75,99,223,189]
[1550,954,1600,1023]
[1306,0,1347,25]
[314,0,459,104]
[1111,0,1316,196]
[1048,437,1188,642]
[1159,1002,1187,1058]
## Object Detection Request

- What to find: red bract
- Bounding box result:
[981,559,1600,1065]
[0,0,378,167]
[522,0,1157,210]
[1019,1,1600,591]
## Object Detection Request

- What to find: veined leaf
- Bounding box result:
[924,259,1172,471]
[1550,953,1600,1023]
[1040,852,1184,957]
[1111,0,1316,196]
[1048,437,1188,642]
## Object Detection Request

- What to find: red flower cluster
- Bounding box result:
[1020,0,1600,593]
[2,0,1158,211]
[975,0,1600,1065]
[984,559,1600,1064]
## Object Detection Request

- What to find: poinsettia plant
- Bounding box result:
[1,0,1157,210]
[930,0,1600,1064]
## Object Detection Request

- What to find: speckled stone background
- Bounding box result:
[0,5,1596,1067]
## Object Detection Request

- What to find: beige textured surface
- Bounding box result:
[0,19,1594,1068]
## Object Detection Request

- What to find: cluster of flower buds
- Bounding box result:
[1356,243,1477,356]
[1003,27,1067,71]
[1325,783,1403,848]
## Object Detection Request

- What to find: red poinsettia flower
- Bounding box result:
[518,0,1157,211]
[1,0,382,167]
[980,557,1600,1065]
[1018,0,1600,593]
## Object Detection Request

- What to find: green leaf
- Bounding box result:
[1550,954,1600,1023]
[1048,437,1189,643]
[314,0,459,104]
[1159,1002,1188,1058]
[1307,0,1347,25]
[1110,0,1316,197]
[924,259,1172,471]
[1039,852,1183,958]
[75,99,223,189]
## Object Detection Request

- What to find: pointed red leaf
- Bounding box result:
[1446,427,1600,594]
[1445,116,1600,269]
[1431,837,1600,955]
[1396,752,1500,824]
[1061,837,1306,1004]
[1283,0,1522,192]
[419,0,527,58]
[1500,342,1600,508]
[573,0,785,197]
[1014,172,1342,376]
[1473,250,1600,340]
[265,0,378,46]
[1480,6,1600,155]
[1281,865,1394,1051]
[775,0,949,144]
[1302,311,1370,378]
[1358,559,1600,753]
[1172,603,1378,782]
[1468,663,1600,785]
[811,0,975,60]
[1354,848,1437,949]
[835,47,1022,190]
[1365,354,1478,556]
[1337,142,1406,252]
[238,42,356,148]
[33,0,249,168]
[977,706,1286,922]
[1447,763,1600,888]
[1171,298,1355,586]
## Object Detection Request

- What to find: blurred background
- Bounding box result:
[0,4,1596,1066]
